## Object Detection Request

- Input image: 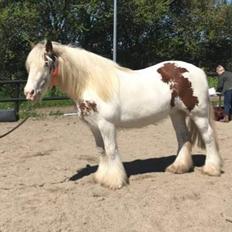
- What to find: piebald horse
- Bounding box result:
[24,40,222,189]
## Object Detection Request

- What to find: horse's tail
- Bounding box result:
[187,104,219,151]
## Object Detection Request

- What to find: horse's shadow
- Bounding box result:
[69,154,205,181]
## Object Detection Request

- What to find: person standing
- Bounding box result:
[216,65,232,122]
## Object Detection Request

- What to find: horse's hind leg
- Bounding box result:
[190,112,222,176]
[94,119,128,189]
[166,111,193,174]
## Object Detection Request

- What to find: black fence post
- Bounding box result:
[15,81,20,120]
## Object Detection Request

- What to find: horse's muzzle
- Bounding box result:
[24,89,40,101]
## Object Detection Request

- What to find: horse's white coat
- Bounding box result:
[24,41,223,189]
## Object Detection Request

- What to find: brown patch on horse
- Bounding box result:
[157,63,199,111]
[79,100,97,117]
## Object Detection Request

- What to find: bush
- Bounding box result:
[207,76,218,88]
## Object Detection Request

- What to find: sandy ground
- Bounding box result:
[0,107,232,232]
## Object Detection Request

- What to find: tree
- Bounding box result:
[0,1,39,80]
[0,0,231,84]
[156,0,232,70]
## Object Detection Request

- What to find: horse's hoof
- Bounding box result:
[101,181,127,190]
[202,164,221,176]
[94,173,128,190]
[165,163,192,174]
[99,179,128,190]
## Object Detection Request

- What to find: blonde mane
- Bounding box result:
[27,41,132,101]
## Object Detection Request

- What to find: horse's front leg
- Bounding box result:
[95,120,128,189]
[89,125,105,155]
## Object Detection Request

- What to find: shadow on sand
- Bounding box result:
[69,154,205,182]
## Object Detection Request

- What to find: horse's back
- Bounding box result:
[135,60,208,92]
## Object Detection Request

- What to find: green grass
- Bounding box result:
[0,98,74,119]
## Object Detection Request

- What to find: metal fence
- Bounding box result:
[0,79,69,121]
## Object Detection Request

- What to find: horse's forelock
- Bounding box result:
[26,43,44,71]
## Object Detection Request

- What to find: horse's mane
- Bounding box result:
[27,41,132,101]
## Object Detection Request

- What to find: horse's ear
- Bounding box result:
[45,40,53,54]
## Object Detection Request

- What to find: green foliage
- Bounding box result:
[116,0,171,68]
[0,1,39,80]
[157,0,232,69]
[207,76,219,88]
[0,0,232,102]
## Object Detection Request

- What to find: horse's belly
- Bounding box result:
[116,110,169,128]
[116,70,172,127]
[117,96,171,128]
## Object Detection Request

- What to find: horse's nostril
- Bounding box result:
[30,90,35,95]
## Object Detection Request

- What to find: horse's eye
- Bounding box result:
[44,61,49,67]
